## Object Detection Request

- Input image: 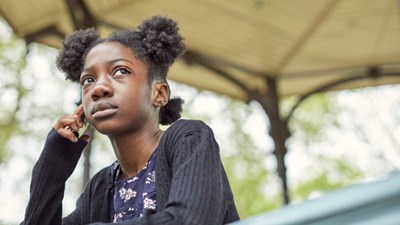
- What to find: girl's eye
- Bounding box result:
[114,68,130,76]
[81,77,95,86]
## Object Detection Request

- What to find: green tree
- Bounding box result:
[282,92,341,145]
[283,87,400,204]
[0,18,81,224]
[283,92,365,202]
[220,99,281,218]
[0,18,28,162]
[291,156,364,201]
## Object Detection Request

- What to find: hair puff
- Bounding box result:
[159,97,184,125]
[138,16,186,66]
[56,28,100,82]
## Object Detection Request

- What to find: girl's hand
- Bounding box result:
[54,105,88,143]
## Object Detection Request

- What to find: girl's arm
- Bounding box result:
[21,106,89,225]
[22,128,87,225]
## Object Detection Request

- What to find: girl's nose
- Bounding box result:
[90,77,114,101]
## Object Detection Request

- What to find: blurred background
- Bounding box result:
[1,0,400,224]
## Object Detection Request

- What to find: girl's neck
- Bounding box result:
[109,125,164,178]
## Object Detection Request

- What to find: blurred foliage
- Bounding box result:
[0,18,28,163]
[282,93,342,145]
[291,156,364,201]
[220,100,279,218]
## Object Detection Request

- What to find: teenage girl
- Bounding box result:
[22,16,239,225]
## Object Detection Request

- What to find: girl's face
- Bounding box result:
[80,42,160,136]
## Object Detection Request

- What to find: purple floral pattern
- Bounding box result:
[111,150,157,222]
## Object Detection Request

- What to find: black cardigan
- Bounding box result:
[22,119,239,225]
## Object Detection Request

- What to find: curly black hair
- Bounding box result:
[56,16,186,125]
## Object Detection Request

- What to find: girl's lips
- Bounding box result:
[91,102,118,119]
[92,108,118,119]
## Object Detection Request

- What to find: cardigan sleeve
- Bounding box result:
[90,120,234,225]
[159,120,229,224]
[20,128,87,225]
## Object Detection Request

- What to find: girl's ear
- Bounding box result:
[152,82,169,107]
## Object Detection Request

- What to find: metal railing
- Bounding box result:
[231,172,400,225]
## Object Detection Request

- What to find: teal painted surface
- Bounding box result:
[231,172,400,225]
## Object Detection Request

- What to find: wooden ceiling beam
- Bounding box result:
[183,50,274,78]
[286,67,400,121]
[183,50,254,101]
[24,26,64,47]
[64,0,96,29]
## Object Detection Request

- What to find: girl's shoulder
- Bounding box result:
[158,119,217,154]
[164,119,213,137]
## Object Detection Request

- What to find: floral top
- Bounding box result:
[110,150,157,222]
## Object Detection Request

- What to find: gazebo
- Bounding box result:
[1,0,400,204]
